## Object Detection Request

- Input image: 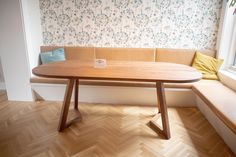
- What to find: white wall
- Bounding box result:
[0,60,4,82]
[217,1,236,65]
[21,0,43,75]
[216,1,236,91]
[0,0,33,101]
[0,60,5,89]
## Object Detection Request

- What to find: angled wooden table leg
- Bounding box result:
[58,79,75,131]
[74,79,79,110]
[149,82,171,139]
[74,79,82,119]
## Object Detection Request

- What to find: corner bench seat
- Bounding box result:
[193,80,236,134]
[30,76,194,89]
[32,46,236,153]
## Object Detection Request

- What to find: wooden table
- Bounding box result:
[32,60,202,139]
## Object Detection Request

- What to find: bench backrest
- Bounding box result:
[40,46,95,60]
[156,48,216,65]
[95,48,156,62]
[40,46,216,66]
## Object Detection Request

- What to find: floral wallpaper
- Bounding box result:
[39,0,222,49]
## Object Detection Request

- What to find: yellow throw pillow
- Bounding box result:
[192,52,223,80]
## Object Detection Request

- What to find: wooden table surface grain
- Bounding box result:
[33,60,202,83]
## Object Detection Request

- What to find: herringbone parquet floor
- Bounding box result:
[0,91,234,157]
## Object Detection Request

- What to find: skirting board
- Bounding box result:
[196,96,236,154]
[31,83,196,107]
[0,82,5,90]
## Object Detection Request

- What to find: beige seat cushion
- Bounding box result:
[193,80,236,134]
[156,48,215,65]
[95,48,156,62]
[30,76,194,89]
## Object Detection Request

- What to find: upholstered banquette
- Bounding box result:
[30,46,236,154]
[31,47,215,89]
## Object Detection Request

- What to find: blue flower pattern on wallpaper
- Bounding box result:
[39,0,222,49]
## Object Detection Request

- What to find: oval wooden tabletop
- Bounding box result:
[32,60,202,83]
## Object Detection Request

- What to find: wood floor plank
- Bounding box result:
[0,91,234,157]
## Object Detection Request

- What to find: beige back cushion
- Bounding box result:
[40,46,95,60]
[40,46,215,65]
[95,48,156,62]
[156,48,216,65]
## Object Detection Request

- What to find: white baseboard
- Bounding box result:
[196,96,236,154]
[0,82,5,90]
[31,83,196,107]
